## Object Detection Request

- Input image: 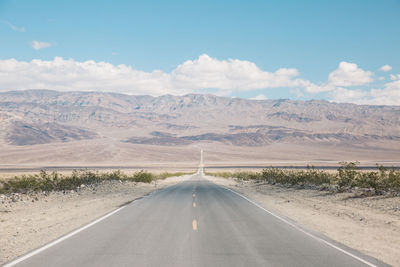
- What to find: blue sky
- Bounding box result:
[1,0,400,104]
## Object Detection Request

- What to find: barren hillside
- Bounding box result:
[0,90,399,167]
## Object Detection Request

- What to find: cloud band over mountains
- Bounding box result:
[0,54,398,105]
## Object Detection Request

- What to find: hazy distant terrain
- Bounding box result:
[0,89,399,167]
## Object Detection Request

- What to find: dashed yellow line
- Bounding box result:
[192,193,195,198]
[193,201,196,208]
[192,219,197,231]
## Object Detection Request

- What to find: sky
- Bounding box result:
[1,0,400,105]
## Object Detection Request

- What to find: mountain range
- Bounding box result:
[0,90,399,167]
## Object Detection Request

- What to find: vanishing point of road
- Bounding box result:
[5,169,389,267]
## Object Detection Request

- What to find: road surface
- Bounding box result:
[5,169,389,267]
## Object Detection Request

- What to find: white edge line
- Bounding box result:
[222,186,378,267]
[3,175,190,266]
[3,205,126,267]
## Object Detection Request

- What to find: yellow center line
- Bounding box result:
[192,219,197,231]
[192,193,195,198]
[193,201,196,208]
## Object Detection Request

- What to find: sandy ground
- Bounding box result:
[1,139,399,168]
[205,175,400,267]
[0,175,191,265]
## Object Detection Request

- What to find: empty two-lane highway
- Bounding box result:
[5,169,389,267]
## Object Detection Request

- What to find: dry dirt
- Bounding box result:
[0,138,399,169]
[205,175,400,267]
[0,175,191,265]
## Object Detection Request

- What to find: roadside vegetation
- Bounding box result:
[206,162,400,195]
[0,170,190,194]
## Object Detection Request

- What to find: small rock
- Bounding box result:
[80,184,86,188]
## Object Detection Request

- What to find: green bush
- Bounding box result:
[387,168,400,193]
[0,169,190,194]
[207,163,400,195]
[131,171,154,183]
[337,161,359,190]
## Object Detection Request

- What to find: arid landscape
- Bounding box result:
[1,90,400,265]
[2,1,400,266]
[1,90,400,169]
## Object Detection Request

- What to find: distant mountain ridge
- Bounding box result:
[1,89,400,147]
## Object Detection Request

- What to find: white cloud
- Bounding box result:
[384,79,400,91]
[2,21,25,32]
[305,61,374,94]
[328,61,373,87]
[329,80,400,106]
[250,94,268,100]
[302,62,400,105]
[390,74,400,81]
[0,55,316,96]
[290,87,304,98]
[328,87,369,104]
[31,40,54,50]
[170,54,314,95]
[380,65,392,72]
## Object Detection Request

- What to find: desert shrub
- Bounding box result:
[233,171,259,180]
[0,169,190,194]
[204,171,236,178]
[207,163,400,195]
[304,167,333,185]
[261,168,284,183]
[336,161,359,190]
[1,174,41,193]
[356,171,381,194]
[260,168,334,186]
[367,166,400,194]
[387,168,400,193]
[130,171,154,183]
[207,167,334,186]
[204,171,261,180]
[102,170,126,181]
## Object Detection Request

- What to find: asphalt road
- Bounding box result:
[6,169,389,267]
